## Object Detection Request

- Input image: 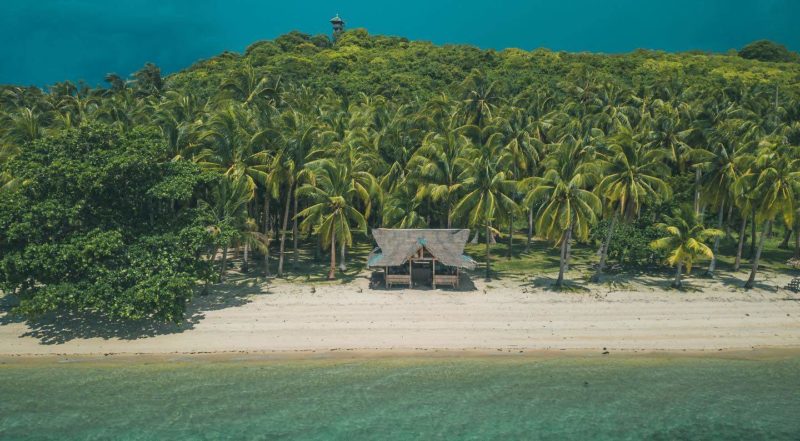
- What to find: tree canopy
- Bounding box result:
[2,31,800,321]
[0,125,216,321]
[738,40,799,63]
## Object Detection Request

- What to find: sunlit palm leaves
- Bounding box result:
[650,206,722,288]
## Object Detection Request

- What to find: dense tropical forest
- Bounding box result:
[1,31,799,321]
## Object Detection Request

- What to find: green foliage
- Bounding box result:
[1,30,800,298]
[739,40,799,63]
[649,206,723,285]
[592,219,665,267]
[0,125,214,321]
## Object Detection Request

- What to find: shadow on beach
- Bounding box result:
[0,276,262,345]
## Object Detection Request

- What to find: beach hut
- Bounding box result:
[367,229,477,288]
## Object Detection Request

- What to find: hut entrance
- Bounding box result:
[411,260,433,287]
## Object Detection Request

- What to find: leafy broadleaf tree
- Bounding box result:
[0,125,214,321]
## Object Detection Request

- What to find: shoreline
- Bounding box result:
[4,346,800,365]
[2,274,800,360]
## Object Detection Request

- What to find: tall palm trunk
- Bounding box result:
[263,195,271,277]
[593,213,617,282]
[749,211,757,258]
[328,232,337,280]
[242,242,249,273]
[693,168,702,214]
[673,261,683,289]
[339,242,346,271]
[485,224,491,281]
[725,203,733,240]
[507,216,513,260]
[565,226,573,271]
[794,220,800,259]
[745,221,770,289]
[446,202,452,229]
[779,229,791,249]
[292,191,299,270]
[734,216,747,271]
[556,228,571,287]
[526,209,533,251]
[471,230,480,244]
[278,182,293,276]
[707,201,724,275]
[218,245,229,282]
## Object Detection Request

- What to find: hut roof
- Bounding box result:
[368,229,476,269]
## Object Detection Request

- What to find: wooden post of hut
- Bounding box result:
[432,259,436,289]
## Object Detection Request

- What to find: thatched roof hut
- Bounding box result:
[368,229,477,270]
[368,229,476,289]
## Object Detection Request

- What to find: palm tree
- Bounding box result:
[200,176,269,282]
[382,184,427,228]
[220,63,282,109]
[741,142,800,289]
[592,128,671,281]
[296,160,368,280]
[451,123,519,280]
[521,139,601,287]
[460,69,500,127]
[313,108,381,271]
[699,137,749,275]
[647,102,709,212]
[407,125,465,228]
[132,63,164,97]
[650,206,723,288]
[277,109,319,271]
[3,107,47,145]
[198,104,268,198]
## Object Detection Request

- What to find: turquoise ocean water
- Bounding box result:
[1,354,799,440]
[3,1,799,86]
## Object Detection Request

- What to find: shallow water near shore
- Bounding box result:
[2,353,799,440]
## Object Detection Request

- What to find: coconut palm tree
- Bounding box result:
[296,160,368,280]
[382,184,427,229]
[521,138,601,287]
[200,176,269,282]
[592,128,671,281]
[3,107,47,145]
[451,123,519,280]
[650,206,723,288]
[277,109,319,271]
[699,136,750,275]
[460,69,500,127]
[741,142,800,289]
[407,124,466,228]
[221,64,280,105]
[198,104,269,199]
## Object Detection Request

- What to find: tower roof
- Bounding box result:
[330,14,344,24]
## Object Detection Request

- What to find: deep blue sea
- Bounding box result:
[2,0,799,87]
[1,354,800,440]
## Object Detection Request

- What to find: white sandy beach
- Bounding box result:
[1,272,800,357]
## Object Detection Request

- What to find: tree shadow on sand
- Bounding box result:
[0,281,263,345]
[520,276,592,293]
